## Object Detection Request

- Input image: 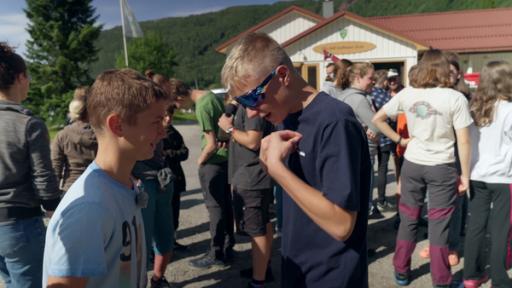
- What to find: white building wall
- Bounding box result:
[285,17,419,86]
[258,13,318,44]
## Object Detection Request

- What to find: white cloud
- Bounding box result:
[0,13,29,56]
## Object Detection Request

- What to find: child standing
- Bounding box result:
[373,49,473,287]
[463,61,512,288]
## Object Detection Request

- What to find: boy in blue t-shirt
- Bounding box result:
[43,69,170,288]
[221,33,371,287]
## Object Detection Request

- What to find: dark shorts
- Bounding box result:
[232,187,273,237]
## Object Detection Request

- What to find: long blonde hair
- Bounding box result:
[471,61,512,127]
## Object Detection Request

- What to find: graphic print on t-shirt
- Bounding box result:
[409,101,443,119]
[119,215,144,287]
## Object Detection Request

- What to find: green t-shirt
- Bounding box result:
[195,91,228,164]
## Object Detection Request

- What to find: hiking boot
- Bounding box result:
[150,276,172,288]
[188,253,226,270]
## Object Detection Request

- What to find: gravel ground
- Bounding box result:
[1,122,495,288]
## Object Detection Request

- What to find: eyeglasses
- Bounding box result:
[234,67,277,109]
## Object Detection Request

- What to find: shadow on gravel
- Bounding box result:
[180,198,204,210]
[183,188,203,197]
[174,236,282,288]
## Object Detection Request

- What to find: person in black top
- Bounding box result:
[221,32,371,288]
[162,103,189,250]
[218,103,274,288]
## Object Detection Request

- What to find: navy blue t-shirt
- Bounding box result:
[280,92,371,288]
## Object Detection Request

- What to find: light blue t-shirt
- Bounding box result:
[43,162,146,288]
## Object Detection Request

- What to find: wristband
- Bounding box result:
[226,127,234,134]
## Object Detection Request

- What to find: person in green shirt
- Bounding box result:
[174,83,234,269]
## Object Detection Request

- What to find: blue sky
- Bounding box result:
[0,0,281,56]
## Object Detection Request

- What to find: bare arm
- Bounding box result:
[197,131,217,165]
[218,114,263,151]
[372,109,410,147]
[455,126,471,193]
[47,276,87,288]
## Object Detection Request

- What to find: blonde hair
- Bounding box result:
[68,99,84,122]
[67,87,89,122]
[471,61,512,127]
[221,32,294,95]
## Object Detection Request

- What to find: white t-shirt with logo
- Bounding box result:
[470,100,512,183]
[383,87,472,166]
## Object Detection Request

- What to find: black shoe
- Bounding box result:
[188,253,226,269]
[368,207,384,220]
[150,276,172,288]
[173,241,188,251]
[240,266,275,282]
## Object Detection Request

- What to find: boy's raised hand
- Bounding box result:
[259,130,302,173]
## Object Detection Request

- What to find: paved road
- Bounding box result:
[1,123,490,288]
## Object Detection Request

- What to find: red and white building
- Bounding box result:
[217,3,512,89]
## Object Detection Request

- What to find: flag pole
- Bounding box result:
[119,0,129,67]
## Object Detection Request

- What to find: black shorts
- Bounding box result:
[232,187,273,237]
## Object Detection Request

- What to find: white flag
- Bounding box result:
[121,0,143,38]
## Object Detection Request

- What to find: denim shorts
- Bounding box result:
[0,216,46,288]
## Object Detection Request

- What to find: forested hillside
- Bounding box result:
[90,0,512,88]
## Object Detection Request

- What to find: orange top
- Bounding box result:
[396,113,409,157]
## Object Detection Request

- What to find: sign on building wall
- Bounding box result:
[313,41,376,55]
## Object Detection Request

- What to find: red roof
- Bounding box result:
[215,5,323,53]
[217,6,512,55]
[370,8,512,52]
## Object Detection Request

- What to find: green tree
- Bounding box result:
[115,32,177,76]
[25,0,102,125]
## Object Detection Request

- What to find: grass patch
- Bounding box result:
[173,110,197,123]
[48,126,60,140]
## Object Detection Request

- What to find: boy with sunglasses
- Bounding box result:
[222,32,371,287]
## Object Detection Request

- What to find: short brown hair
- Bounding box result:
[87,68,169,130]
[413,49,451,88]
[168,78,191,100]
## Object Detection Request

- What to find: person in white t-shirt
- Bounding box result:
[372,49,472,287]
[463,61,512,288]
